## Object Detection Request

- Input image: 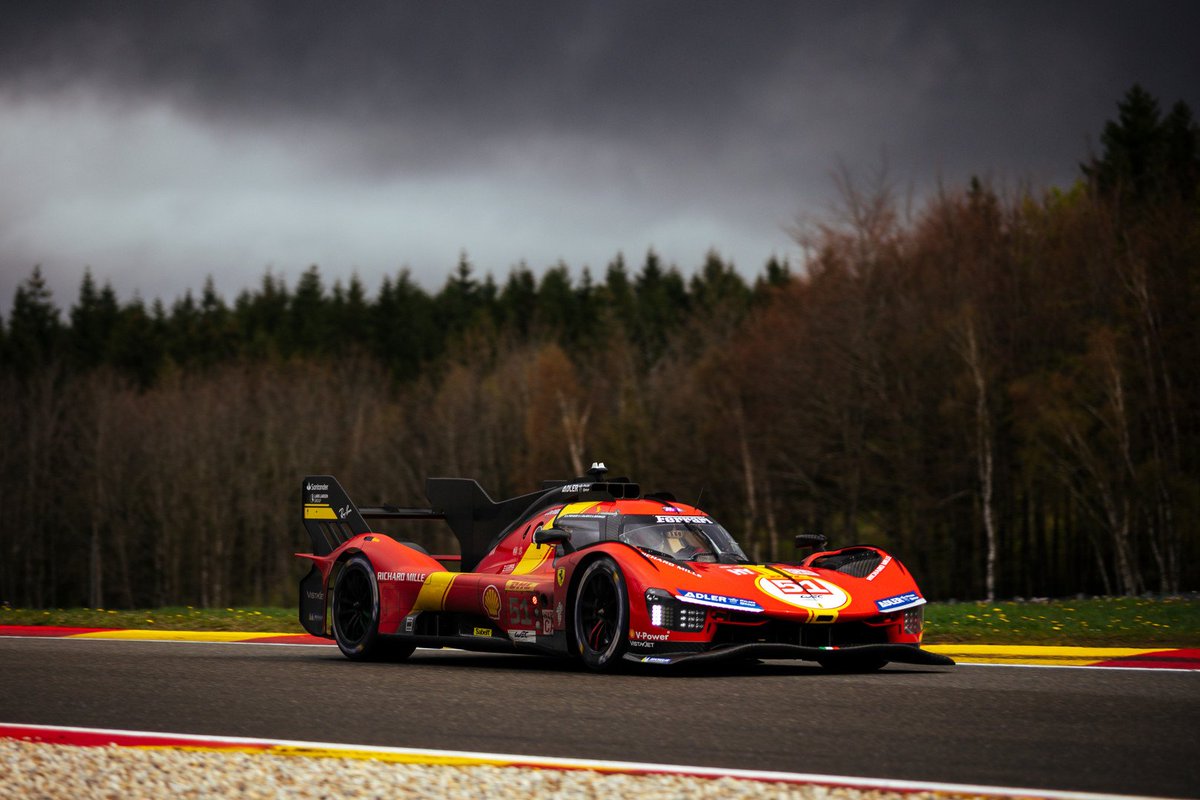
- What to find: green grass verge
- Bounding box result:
[0,605,298,632]
[3,597,1198,646]
[924,596,1200,646]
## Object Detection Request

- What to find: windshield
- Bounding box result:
[617,514,749,564]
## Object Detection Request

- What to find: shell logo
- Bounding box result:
[483,585,501,620]
[755,575,851,611]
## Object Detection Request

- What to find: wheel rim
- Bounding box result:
[335,566,373,645]
[579,568,619,654]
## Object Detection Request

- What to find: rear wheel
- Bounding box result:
[572,557,629,671]
[332,555,414,662]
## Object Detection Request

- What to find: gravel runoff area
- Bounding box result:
[0,739,1015,800]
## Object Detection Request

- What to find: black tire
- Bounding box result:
[332,555,414,662]
[572,557,629,671]
[817,654,888,673]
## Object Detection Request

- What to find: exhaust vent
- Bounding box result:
[810,548,884,578]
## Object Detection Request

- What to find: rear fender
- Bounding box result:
[341,535,447,634]
[296,534,446,637]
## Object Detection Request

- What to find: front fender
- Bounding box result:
[556,541,707,648]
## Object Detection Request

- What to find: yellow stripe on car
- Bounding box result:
[512,540,554,575]
[413,572,458,611]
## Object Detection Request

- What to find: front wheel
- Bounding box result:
[572,557,629,671]
[332,555,414,662]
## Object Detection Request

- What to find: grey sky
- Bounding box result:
[2,1,1197,312]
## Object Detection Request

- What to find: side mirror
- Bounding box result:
[533,527,575,553]
[794,532,828,552]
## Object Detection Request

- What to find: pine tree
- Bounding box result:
[1083,84,1200,207]
[436,252,490,341]
[1161,100,1200,203]
[7,266,62,376]
[69,269,120,369]
[373,268,436,375]
[533,262,575,340]
[109,294,163,387]
[498,263,537,338]
[289,265,329,356]
[235,271,290,360]
[690,250,751,316]
[329,273,370,354]
[754,256,791,297]
[632,250,688,363]
[197,276,234,366]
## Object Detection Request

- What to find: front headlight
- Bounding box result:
[645,588,706,632]
[903,605,924,635]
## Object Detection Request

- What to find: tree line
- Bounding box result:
[1,247,790,388]
[1,85,1196,608]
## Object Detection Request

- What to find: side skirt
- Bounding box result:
[381,630,570,658]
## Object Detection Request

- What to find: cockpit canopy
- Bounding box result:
[553,511,749,564]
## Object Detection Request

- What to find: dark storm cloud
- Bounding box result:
[3,3,785,142]
[1,1,1198,309]
[6,2,1194,138]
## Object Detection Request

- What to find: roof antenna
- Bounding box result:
[587,461,608,480]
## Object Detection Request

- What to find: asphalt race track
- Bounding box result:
[1,637,1196,798]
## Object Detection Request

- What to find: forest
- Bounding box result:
[2,86,1197,608]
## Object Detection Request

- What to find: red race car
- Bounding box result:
[297,464,953,672]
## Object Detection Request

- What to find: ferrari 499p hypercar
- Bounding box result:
[297,464,953,672]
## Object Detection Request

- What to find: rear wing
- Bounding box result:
[301,468,642,571]
[300,474,537,571]
[301,475,445,557]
